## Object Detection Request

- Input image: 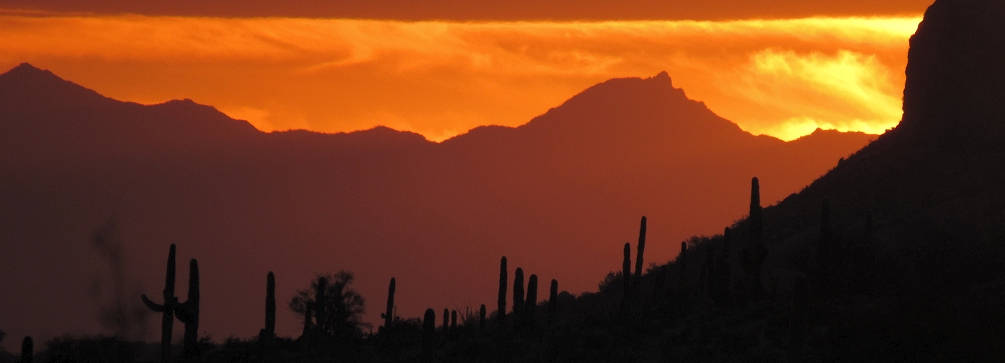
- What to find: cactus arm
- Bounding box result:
[142,294,166,312]
[175,300,195,323]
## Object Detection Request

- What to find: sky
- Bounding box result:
[0,1,930,141]
[0,0,936,349]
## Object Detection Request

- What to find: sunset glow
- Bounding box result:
[0,14,918,141]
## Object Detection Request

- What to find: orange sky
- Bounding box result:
[0,2,936,350]
[0,13,920,141]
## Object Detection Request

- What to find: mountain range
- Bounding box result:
[0,62,874,346]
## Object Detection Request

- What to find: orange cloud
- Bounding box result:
[0,14,920,141]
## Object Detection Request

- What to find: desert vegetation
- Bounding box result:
[2,175,943,363]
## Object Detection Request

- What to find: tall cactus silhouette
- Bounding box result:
[382,277,396,330]
[548,279,558,325]
[741,177,768,296]
[622,242,631,306]
[633,216,648,291]
[421,309,435,363]
[749,177,762,245]
[175,259,200,360]
[513,268,525,318]
[314,276,328,334]
[525,274,538,328]
[479,304,487,331]
[20,336,32,363]
[140,244,177,363]
[443,308,450,332]
[679,242,687,289]
[262,271,276,343]
[498,257,507,325]
[451,310,458,331]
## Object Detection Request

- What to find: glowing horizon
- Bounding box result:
[0,13,921,141]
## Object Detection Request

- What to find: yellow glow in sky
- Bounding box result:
[0,14,920,141]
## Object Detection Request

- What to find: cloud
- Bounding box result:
[728,49,903,139]
[0,14,920,141]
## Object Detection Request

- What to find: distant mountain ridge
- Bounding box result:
[0,62,874,349]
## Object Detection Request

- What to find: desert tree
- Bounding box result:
[289,271,369,340]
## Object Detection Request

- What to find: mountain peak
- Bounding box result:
[551,71,690,114]
[0,63,110,106]
[1,63,69,85]
[7,62,48,75]
[470,70,750,148]
[649,70,672,85]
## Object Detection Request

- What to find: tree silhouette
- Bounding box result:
[289,271,368,339]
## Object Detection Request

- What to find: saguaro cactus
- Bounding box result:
[741,177,768,296]
[498,257,507,325]
[479,304,487,331]
[633,216,648,290]
[513,268,525,318]
[622,243,631,304]
[679,242,687,288]
[525,274,538,328]
[749,177,763,246]
[262,271,276,342]
[140,244,177,363]
[421,309,435,363]
[443,308,450,332]
[20,336,32,363]
[451,310,458,331]
[175,259,200,360]
[314,277,328,333]
[548,279,558,325]
[382,277,396,330]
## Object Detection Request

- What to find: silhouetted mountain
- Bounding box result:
[898,0,1005,146]
[0,64,263,167]
[608,0,1005,360]
[0,63,873,349]
[764,0,1005,248]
